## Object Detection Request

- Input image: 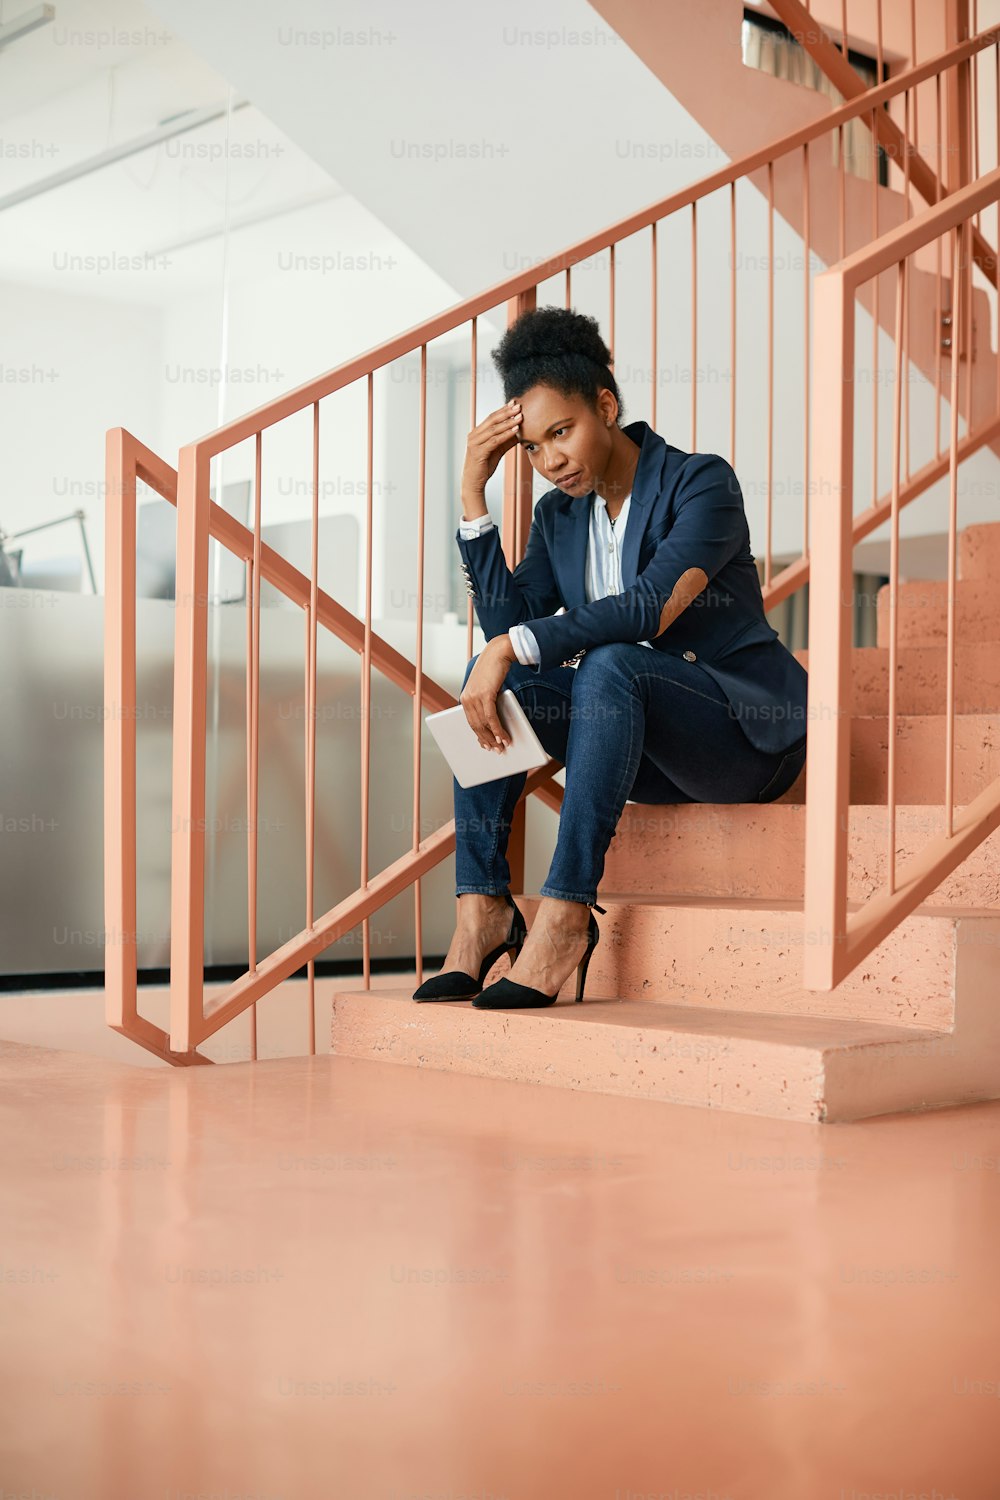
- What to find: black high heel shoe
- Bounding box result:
[472,903,605,1009]
[412,894,528,1001]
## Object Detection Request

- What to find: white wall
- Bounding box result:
[0,279,161,591]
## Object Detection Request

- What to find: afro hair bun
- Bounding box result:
[491,305,624,423]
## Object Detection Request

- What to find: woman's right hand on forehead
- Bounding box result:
[461,400,523,495]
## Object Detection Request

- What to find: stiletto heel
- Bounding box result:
[412,895,527,1001]
[474,901,604,1010]
[573,911,601,1002]
[573,903,604,1003]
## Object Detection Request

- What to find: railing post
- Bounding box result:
[945,0,972,194]
[501,287,537,893]
[170,441,212,1052]
[804,269,855,991]
[104,428,136,1034]
[502,288,537,567]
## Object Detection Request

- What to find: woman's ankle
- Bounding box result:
[457,892,510,922]
[443,894,513,975]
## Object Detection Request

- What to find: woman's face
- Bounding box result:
[513,384,615,495]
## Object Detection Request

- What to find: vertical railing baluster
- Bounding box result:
[609,241,616,363]
[302,604,312,1023]
[964,198,973,435]
[904,90,912,482]
[804,267,854,991]
[876,0,883,84]
[773,159,779,585]
[887,255,906,896]
[245,555,252,921]
[690,205,697,450]
[413,345,427,986]
[945,225,963,841]
[803,142,811,557]
[247,429,262,1060]
[996,42,1000,308]
[729,183,736,467]
[651,221,658,432]
[936,73,944,456]
[838,0,848,237]
[171,442,212,1055]
[467,320,477,661]
[361,373,374,988]
[564,266,571,310]
[973,0,981,231]
[103,431,138,1041]
[838,124,846,260]
[502,288,537,567]
[303,400,319,1055]
[871,107,880,513]
[910,0,919,165]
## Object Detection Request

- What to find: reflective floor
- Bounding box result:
[2,1005,1000,1499]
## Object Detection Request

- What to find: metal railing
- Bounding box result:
[105,23,1000,1059]
[805,163,1000,988]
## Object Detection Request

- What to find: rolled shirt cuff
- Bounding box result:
[508,624,540,666]
[458,514,495,539]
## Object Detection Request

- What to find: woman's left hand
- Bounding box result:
[460,635,517,751]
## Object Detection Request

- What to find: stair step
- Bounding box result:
[701,714,999,805]
[876,578,999,647]
[602,802,1000,908]
[959,521,1000,581]
[793,643,1000,715]
[844,714,1000,803]
[328,987,970,1124]
[516,895,972,1031]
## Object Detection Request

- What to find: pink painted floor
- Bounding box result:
[2,986,1000,1499]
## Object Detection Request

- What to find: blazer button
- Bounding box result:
[682,650,697,662]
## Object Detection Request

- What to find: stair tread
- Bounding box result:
[795,642,1000,653]
[341,987,946,1051]
[528,892,999,921]
[626,798,983,810]
[617,800,987,816]
[844,711,1000,719]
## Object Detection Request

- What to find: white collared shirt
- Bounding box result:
[459,490,652,664]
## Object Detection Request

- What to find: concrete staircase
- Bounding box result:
[331,522,1000,1123]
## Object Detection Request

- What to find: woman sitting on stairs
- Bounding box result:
[413,306,809,1011]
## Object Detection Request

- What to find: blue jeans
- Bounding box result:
[454,643,807,906]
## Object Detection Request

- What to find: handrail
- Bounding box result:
[188,26,1000,461]
[826,161,1000,286]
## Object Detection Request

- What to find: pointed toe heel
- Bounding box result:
[412,896,527,1001]
[473,903,604,1010]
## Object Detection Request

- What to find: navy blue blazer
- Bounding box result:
[456,418,809,756]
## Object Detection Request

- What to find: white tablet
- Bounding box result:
[426,690,550,788]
